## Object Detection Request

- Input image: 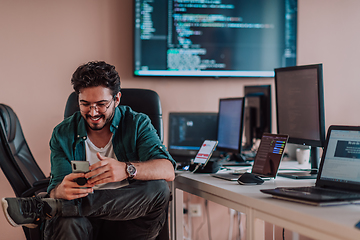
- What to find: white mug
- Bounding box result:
[296,148,310,164]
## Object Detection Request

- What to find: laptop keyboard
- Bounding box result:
[281,187,360,198]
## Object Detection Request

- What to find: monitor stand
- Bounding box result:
[278,146,319,179]
[221,153,252,167]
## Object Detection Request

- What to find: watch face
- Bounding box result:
[127,163,137,177]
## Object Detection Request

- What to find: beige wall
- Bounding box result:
[1,0,360,239]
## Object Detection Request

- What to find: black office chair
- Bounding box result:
[64,88,169,240]
[0,104,49,240]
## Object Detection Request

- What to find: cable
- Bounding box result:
[191,164,201,173]
[183,209,190,240]
[228,209,235,240]
[283,228,285,240]
[194,215,206,240]
[183,203,190,239]
[237,212,242,240]
[194,200,206,240]
[273,224,275,240]
[187,195,192,240]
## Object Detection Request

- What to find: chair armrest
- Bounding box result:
[21,178,50,197]
[33,177,50,187]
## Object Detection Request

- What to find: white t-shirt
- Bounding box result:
[85,135,129,190]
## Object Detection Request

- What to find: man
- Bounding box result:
[1,61,176,240]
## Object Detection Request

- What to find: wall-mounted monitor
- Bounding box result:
[134,0,297,78]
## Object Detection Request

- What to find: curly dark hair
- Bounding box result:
[71,61,121,97]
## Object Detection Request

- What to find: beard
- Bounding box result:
[84,106,116,131]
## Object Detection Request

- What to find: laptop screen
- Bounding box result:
[320,129,360,185]
[252,133,289,177]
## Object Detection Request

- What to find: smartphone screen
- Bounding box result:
[193,140,218,165]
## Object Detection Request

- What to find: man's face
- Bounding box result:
[78,86,120,131]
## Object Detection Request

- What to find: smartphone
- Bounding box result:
[71,161,89,186]
[193,140,218,166]
[71,160,89,173]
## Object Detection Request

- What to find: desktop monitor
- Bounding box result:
[243,85,272,150]
[168,112,218,164]
[274,63,325,178]
[216,97,245,161]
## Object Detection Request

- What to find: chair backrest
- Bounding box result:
[64,88,164,142]
[0,104,46,197]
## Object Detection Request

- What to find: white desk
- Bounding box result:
[171,167,360,240]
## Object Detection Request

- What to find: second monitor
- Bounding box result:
[217,97,250,165]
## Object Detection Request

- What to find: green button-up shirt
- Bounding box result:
[47,105,175,193]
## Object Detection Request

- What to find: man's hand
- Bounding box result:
[50,173,95,200]
[85,152,128,185]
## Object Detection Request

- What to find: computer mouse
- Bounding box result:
[237,172,264,185]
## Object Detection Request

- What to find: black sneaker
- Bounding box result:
[1,197,52,228]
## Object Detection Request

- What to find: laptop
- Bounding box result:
[211,133,289,181]
[261,125,360,206]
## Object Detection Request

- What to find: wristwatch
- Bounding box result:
[125,162,137,179]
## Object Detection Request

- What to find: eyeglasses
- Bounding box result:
[79,98,114,114]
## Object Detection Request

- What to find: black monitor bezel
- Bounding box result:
[216,97,245,154]
[274,63,326,148]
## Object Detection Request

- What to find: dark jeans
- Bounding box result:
[43,180,170,240]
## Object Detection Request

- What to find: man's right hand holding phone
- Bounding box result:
[50,173,95,200]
